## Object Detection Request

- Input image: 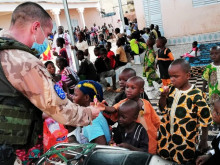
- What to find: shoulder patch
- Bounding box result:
[54,84,66,100]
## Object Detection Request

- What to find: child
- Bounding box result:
[158,59,212,164]
[156,36,174,86]
[143,37,161,91]
[202,46,220,106]
[116,38,128,67]
[113,68,150,105]
[94,46,100,57]
[112,100,149,152]
[94,48,116,90]
[71,80,111,144]
[56,57,80,94]
[106,42,116,69]
[44,61,60,82]
[98,34,107,47]
[54,37,69,65]
[76,50,98,81]
[196,99,220,165]
[105,76,160,154]
[182,41,199,60]
[115,28,123,41]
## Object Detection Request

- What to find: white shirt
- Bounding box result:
[76,40,88,52]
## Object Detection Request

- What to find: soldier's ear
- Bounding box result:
[31,21,41,34]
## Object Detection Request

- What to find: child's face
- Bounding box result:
[119,73,131,90]
[56,59,61,69]
[73,87,87,106]
[118,108,136,127]
[99,36,103,40]
[125,80,143,99]
[106,44,111,51]
[156,39,162,48]
[47,63,56,75]
[77,33,83,41]
[210,49,220,63]
[168,64,190,89]
[212,102,220,124]
[76,52,83,61]
[94,49,99,56]
[192,43,197,48]
[56,40,61,47]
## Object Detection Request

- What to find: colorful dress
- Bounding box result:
[143,48,161,86]
[157,85,212,164]
[202,63,220,105]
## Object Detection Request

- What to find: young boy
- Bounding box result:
[105,76,160,154]
[95,48,116,90]
[112,100,149,152]
[76,50,98,81]
[196,100,220,165]
[158,59,212,164]
[143,37,161,91]
[202,46,220,106]
[116,38,128,67]
[113,68,149,105]
[106,42,116,69]
[156,36,174,86]
[98,34,107,47]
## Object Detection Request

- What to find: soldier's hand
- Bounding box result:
[89,102,105,119]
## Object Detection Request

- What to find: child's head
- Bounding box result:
[118,100,139,127]
[77,31,85,42]
[115,28,120,34]
[106,42,112,51]
[147,37,155,47]
[168,59,191,89]
[99,34,104,40]
[76,50,84,61]
[156,36,167,48]
[146,28,150,34]
[192,41,198,48]
[56,57,68,70]
[210,46,220,64]
[94,47,100,56]
[56,37,65,48]
[99,48,108,58]
[45,61,56,76]
[150,24,154,30]
[125,76,144,100]
[140,30,145,35]
[212,100,220,125]
[119,68,136,90]
[73,80,103,107]
[155,25,159,31]
[116,38,123,47]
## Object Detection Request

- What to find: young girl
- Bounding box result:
[106,42,116,69]
[56,57,80,94]
[116,38,127,67]
[44,61,60,82]
[143,37,161,91]
[53,37,69,66]
[156,36,174,86]
[182,41,199,59]
[71,80,111,144]
[202,46,220,105]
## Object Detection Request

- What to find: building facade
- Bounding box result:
[133,0,220,45]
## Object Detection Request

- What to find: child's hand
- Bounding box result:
[117,143,132,150]
[53,51,58,56]
[89,102,105,119]
[196,154,211,165]
[71,45,76,50]
[160,86,169,97]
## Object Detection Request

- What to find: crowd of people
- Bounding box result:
[0,1,220,165]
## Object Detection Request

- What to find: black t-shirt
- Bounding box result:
[78,59,98,81]
[113,123,149,152]
[95,57,111,74]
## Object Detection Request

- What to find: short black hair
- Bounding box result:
[170,59,191,73]
[99,34,104,38]
[77,50,84,56]
[44,61,54,68]
[11,2,51,27]
[148,37,155,46]
[192,41,198,46]
[117,38,124,46]
[57,37,65,45]
[127,76,145,88]
[115,28,120,33]
[57,57,68,67]
[119,99,139,117]
[158,36,167,46]
[79,31,85,40]
[94,46,100,51]
[121,68,136,77]
[107,42,112,47]
[99,48,108,55]
[140,30,145,35]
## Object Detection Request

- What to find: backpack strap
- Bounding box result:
[0,37,38,56]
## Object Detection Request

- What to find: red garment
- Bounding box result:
[59,48,69,66]
[107,50,116,69]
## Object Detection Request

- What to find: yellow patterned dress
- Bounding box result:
[157,85,212,164]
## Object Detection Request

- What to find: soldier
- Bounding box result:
[0,2,103,164]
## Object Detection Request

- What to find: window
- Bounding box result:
[193,0,220,7]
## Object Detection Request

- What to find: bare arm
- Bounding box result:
[91,135,107,145]
[199,127,209,153]
[202,80,207,93]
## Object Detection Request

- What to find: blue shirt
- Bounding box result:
[83,112,111,143]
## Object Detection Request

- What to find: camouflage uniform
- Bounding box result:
[0,30,92,126]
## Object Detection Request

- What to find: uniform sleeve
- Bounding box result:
[196,92,212,127]
[8,65,92,126]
